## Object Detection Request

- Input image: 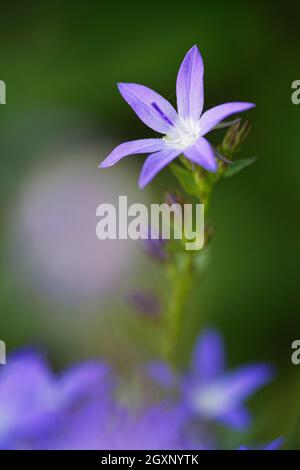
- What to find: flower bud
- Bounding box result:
[222,120,252,154]
[126,291,161,317]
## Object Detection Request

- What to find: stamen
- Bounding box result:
[151,102,174,127]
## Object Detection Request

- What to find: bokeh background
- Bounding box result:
[0,0,299,447]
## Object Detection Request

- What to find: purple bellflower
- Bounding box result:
[0,350,110,449]
[36,401,194,450]
[100,45,254,188]
[149,329,274,429]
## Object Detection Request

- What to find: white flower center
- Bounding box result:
[163,118,200,150]
[189,382,232,419]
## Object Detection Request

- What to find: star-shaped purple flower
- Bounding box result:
[35,401,194,450]
[100,45,254,188]
[0,349,110,449]
[149,328,274,429]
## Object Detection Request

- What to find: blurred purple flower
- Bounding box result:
[149,328,274,429]
[101,403,194,450]
[36,401,195,450]
[0,350,110,449]
[100,45,254,188]
[239,437,284,450]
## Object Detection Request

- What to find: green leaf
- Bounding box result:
[169,163,199,197]
[223,157,257,178]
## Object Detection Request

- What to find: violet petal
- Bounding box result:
[199,102,255,136]
[118,83,179,134]
[191,329,225,383]
[184,137,217,172]
[139,148,181,188]
[99,138,167,167]
[176,45,204,121]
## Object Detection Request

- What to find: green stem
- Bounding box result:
[161,124,251,365]
[162,168,214,363]
[163,253,194,362]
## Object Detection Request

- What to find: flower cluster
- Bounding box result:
[0,45,280,451]
[0,330,280,450]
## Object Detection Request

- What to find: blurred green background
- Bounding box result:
[0,0,299,447]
